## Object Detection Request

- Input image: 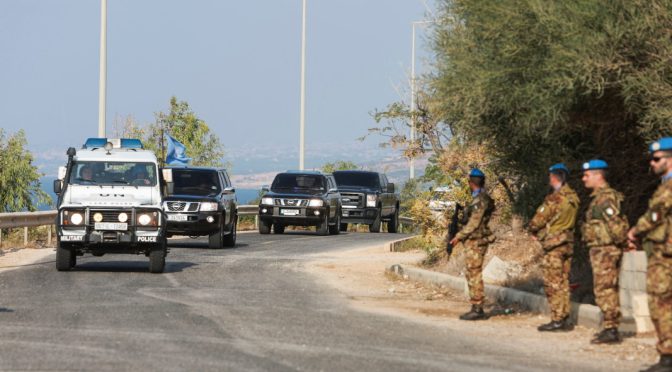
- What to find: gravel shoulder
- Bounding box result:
[304,243,659,371]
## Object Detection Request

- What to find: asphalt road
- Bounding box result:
[0,232,611,371]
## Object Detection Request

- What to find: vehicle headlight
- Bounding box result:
[261,197,274,205]
[366,194,377,207]
[138,214,152,226]
[199,202,218,212]
[93,213,103,222]
[118,213,128,223]
[70,213,83,225]
[308,199,324,207]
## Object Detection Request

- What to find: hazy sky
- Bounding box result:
[0,0,434,170]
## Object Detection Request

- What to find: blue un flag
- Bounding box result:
[165,133,192,166]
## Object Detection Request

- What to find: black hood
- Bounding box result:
[262,191,325,199]
[336,186,380,194]
[164,194,219,202]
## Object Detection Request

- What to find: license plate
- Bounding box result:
[95,222,128,231]
[280,209,300,216]
[167,214,189,221]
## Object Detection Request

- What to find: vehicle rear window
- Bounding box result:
[333,172,380,190]
[170,169,221,196]
[271,174,325,192]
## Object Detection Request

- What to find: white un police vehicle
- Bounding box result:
[53,138,169,273]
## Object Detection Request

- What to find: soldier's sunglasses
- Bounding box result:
[651,155,670,162]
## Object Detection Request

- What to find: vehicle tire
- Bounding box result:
[149,242,166,274]
[208,221,224,249]
[259,219,271,234]
[369,213,381,233]
[56,242,73,272]
[329,213,341,235]
[223,215,237,248]
[273,224,285,234]
[317,216,329,236]
[387,207,399,233]
[339,223,348,232]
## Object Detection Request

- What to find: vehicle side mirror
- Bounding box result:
[161,168,174,195]
[387,183,395,193]
[223,187,236,194]
[261,185,270,193]
[57,166,67,180]
[53,179,62,194]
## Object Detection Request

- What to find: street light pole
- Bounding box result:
[409,20,436,180]
[410,24,417,180]
[299,0,307,170]
[98,0,107,138]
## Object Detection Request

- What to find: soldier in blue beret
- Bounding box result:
[450,168,495,320]
[581,159,629,344]
[528,163,580,331]
[630,137,672,371]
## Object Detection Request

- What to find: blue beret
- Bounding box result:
[582,159,608,171]
[650,137,672,153]
[469,168,485,178]
[548,163,569,174]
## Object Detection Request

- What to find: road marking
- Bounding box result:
[164,273,180,287]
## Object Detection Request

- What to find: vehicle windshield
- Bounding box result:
[333,172,380,190]
[170,169,221,196]
[271,174,325,193]
[69,161,157,186]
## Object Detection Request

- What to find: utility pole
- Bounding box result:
[410,20,436,179]
[299,0,307,170]
[98,0,107,137]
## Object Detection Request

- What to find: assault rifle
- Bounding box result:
[446,203,463,257]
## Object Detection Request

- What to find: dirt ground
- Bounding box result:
[303,243,660,371]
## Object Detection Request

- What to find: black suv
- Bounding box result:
[333,170,400,233]
[161,167,237,248]
[258,171,341,236]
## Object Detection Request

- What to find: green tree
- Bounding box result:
[149,96,226,167]
[321,160,360,173]
[0,130,50,212]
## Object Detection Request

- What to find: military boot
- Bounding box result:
[459,305,487,321]
[538,316,572,332]
[641,355,672,372]
[591,328,621,345]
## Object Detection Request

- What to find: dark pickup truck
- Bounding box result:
[333,170,399,233]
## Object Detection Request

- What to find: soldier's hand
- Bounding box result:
[449,237,459,246]
[627,227,638,243]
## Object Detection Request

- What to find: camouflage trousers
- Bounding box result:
[542,244,572,321]
[464,239,488,306]
[589,245,622,329]
[648,254,672,355]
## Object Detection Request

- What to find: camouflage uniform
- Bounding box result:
[581,185,629,329]
[632,177,672,355]
[528,184,580,322]
[455,190,495,306]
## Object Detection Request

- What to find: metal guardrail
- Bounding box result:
[0,206,416,246]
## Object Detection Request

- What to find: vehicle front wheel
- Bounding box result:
[259,219,271,234]
[223,215,237,247]
[209,221,225,249]
[149,241,166,274]
[369,214,381,233]
[273,224,285,234]
[387,207,399,233]
[56,242,73,272]
[317,216,329,236]
[329,212,341,235]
